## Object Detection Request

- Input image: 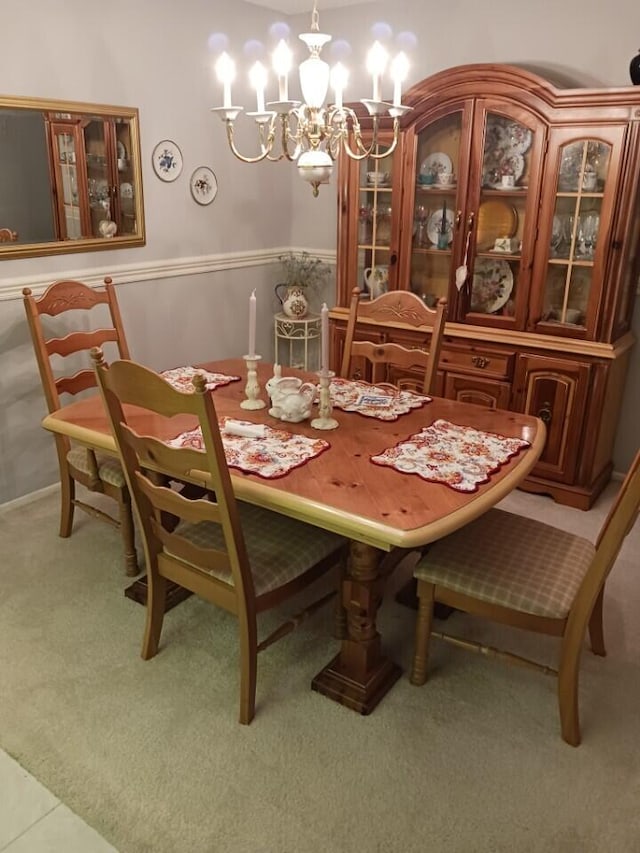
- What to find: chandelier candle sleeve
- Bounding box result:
[321,303,329,372]
[249,62,267,113]
[331,63,348,111]
[215,53,235,109]
[248,289,256,358]
[390,53,409,107]
[367,42,389,102]
[273,40,292,101]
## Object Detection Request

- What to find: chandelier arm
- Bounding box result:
[337,121,400,161]
[280,115,303,161]
[224,120,276,164]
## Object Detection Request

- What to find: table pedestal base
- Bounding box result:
[124,576,192,612]
[312,653,401,715]
[312,541,403,714]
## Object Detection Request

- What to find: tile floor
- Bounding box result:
[0,750,116,852]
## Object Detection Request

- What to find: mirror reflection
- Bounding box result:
[0,95,145,259]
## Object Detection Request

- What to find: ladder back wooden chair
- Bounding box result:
[23,278,137,575]
[411,447,640,745]
[340,287,448,395]
[91,349,348,724]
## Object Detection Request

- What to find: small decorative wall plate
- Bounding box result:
[190,166,218,205]
[151,140,183,182]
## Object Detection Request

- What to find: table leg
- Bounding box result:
[311,541,402,714]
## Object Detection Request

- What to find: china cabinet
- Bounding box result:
[331,64,640,508]
[47,113,137,241]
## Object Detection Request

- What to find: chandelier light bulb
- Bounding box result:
[366,41,389,102]
[215,52,236,108]
[272,40,293,100]
[249,61,268,113]
[330,63,349,110]
[390,52,409,106]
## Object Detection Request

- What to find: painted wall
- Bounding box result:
[0,0,638,504]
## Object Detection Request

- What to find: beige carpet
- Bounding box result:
[1,483,639,853]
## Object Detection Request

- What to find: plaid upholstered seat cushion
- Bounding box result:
[414,509,595,619]
[67,445,127,488]
[173,503,345,596]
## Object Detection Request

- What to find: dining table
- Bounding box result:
[41,357,545,715]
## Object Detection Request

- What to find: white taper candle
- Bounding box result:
[321,302,329,372]
[248,289,256,358]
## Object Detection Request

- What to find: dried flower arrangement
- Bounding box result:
[278,251,331,290]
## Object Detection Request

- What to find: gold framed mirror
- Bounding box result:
[0,94,145,260]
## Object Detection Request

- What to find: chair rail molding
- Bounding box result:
[0,247,337,301]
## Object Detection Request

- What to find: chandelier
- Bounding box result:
[211,3,411,196]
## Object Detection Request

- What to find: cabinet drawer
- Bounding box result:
[440,345,515,380]
[444,373,512,410]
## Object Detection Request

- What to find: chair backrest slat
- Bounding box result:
[340,287,447,395]
[56,369,98,398]
[46,328,119,359]
[151,517,232,577]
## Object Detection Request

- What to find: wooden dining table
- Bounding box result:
[42,357,545,715]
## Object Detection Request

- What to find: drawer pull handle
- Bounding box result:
[471,356,490,369]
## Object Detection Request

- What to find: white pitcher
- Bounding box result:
[363,265,389,299]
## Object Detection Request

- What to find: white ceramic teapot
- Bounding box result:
[268,376,315,423]
[363,265,389,299]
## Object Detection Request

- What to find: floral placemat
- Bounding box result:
[161,365,240,392]
[166,418,330,479]
[371,418,530,492]
[327,377,431,421]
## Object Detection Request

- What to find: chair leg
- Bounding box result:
[59,469,75,538]
[588,587,606,657]
[410,581,435,686]
[557,636,583,747]
[141,573,167,660]
[118,495,139,577]
[238,615,258,725]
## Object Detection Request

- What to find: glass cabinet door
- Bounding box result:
[410,111,464,310]
[355,142,395,299]
[114,118,136,235]
[50,123,90,240]
[545,140,608,327]
[465,110,542,327]
[84,119,112,237]
[533,126,625,338]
